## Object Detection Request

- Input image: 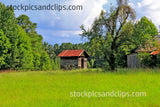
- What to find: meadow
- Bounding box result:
[0,69,160,107]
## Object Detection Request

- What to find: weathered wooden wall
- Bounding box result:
[61,57,88,69]
[78,57,82,68]
[78,57,87,69]
[60,57,78,69]
[127,53,144,68]
[84,58,87,69]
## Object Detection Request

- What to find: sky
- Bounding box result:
[1,0,160,45]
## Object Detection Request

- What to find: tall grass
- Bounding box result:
[0,69,160,107]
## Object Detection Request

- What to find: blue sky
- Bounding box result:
[1,0,160,45]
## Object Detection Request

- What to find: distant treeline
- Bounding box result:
[0,3,52,70]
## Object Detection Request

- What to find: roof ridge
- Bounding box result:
[58,49,88,57]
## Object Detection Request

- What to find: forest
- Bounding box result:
[0,1,160,71]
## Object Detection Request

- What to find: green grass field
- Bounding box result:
[0,69,160,107]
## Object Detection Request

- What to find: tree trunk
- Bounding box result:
[108,41,116,71]
[108,53,115,71]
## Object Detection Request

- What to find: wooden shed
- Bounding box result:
[127,35,160,68]
[127,53,144,68]
[58,50,89,69]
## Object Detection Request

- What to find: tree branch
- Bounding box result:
[114,13,129,42]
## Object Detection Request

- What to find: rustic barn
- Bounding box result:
[127,51,160,68]
[127,35,160,68]
[127,53,144,68]
[58,50,89,69]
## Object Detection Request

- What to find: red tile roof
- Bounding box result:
[151,49,160,55]
[58,50,87,57]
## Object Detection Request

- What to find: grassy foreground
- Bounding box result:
[0,69,160,107]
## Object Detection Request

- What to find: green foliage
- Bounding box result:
[0,3,53,71]
[80,0,136,71]
[53,44,60,55]
[87,62,91,68]
[17,15,37,33]
[80,4,159,70]
[32,52,41,70]
[0,3,18,69]
[59,43,74,52]
[16,26,34,70]
[131,16,158,51]
[132,17,158,68]
[17,14,52,71]
[138,52,156,68]
[52,57,60,70]
[0,3,34,70]
[43,42,56,60]
[0,30,10,69]
[40,51,52,71]
[1,2,159,71]
[116,48,127,68]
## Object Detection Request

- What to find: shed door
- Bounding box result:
[81,59,84,68]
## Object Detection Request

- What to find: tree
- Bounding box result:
[0,3,36,70]
[43,42,56,60]
[53,44,60,55]
[132,17,158,67]
[80,0,135,71]
[16,26,34,70]
[0,3,22,69]
[32,52,41,70]
[17,14,52,71]
[17,15,43,53]
[0,3,56,71]
[131,16,158,51]
[17,15,37,33]
[0,30,10,69]
[59,43,74,52]
[40,51,52,71]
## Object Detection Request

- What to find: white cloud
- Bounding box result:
[14,0,108,37]
[1,0,108,43]
[13,0,108,30]
[53,0,108,29]
[128,3,135,8]
[57,30,82,37]
[138,0,153,7]
[136,0,160,27]
[35,0,108,39]
[37,28,83,44]
[79,0,108,28]
[38,28,81,38]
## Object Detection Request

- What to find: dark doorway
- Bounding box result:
[81,59,84,68]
